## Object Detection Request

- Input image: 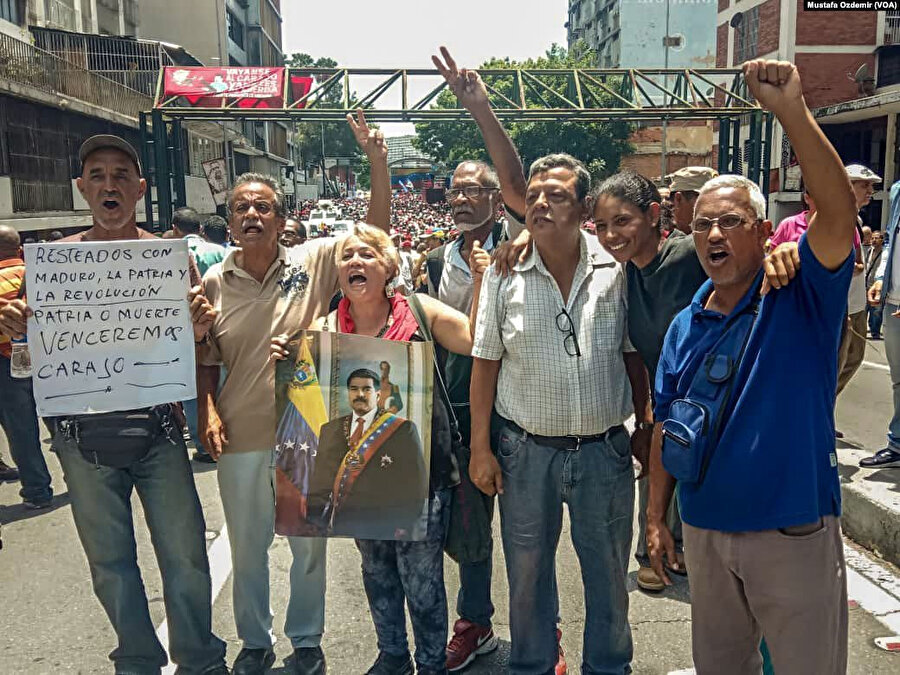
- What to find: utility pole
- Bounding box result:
[660,0,671,183]
[320,122,328,197]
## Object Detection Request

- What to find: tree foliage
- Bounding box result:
[285,52,361,176]
[413,44,632,182]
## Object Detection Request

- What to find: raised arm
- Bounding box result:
[347,109,390,233]
[433,47,527,216]
[744,60,857,270]
[419,239,491,354]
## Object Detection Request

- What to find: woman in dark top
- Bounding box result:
[592,170,706,592]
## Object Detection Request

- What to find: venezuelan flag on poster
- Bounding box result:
[275,336,328,524]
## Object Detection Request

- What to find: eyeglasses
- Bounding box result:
[691,213,760,233]
[445,186,499,202]
[556,308,581,358]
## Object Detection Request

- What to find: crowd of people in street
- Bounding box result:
[0,50,895,675]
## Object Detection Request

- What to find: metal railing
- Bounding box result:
[886,12,900,45]
[0,32,152,120]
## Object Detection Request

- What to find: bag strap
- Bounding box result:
[406,292,463,436]
[684,271,764,481]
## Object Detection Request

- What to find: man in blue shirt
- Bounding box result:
[861,182,900,468]
[647,59,857,674]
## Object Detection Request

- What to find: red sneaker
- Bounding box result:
[556,628,567,675]
[446,619,499,672]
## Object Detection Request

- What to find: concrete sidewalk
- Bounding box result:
[836,343,900,567]
[838,443,900,566]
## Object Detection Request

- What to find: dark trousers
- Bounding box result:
[356,490,452,672]
[453,404,495,627]
[869,303,885,338]
[0,358,52,503]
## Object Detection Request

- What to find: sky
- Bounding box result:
[281,0,569,136]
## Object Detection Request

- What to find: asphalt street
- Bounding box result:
[1,338,899,674]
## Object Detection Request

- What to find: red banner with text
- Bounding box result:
[163,67,284,108]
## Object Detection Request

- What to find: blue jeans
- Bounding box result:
[0,359,52,503]
[217,450,327,649]
[869,303,884,338]
[884,304,900,451]
[182,398,204,454]
[497,419,634,675]
[53,429,225,674]
[356,489,452,672]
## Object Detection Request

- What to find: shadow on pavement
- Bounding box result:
[839,463,860,482]
[190,461,220,475]
[628,569,692,604]
[0,491,70,524]
[860,468,900,492]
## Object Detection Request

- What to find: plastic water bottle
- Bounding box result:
[9,336,32,379]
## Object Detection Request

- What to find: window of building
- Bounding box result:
[189,133,224,178]
[0,0,19,24]
[878,46,900,88]
[735,6,759,64]
[227,9,245,50]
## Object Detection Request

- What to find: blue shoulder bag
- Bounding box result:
[661,278,762,485]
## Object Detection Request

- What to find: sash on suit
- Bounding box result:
[330,411,406,519]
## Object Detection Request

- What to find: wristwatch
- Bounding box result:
[635,421,654,432]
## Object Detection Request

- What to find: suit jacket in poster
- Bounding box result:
[307,410,428,539]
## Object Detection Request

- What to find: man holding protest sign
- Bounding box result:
[0,135,227,675]
[190,110,391,675]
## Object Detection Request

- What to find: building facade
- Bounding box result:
[716,2,899,226]
[567,0,719,181]
[0,0,137,39]
[567,0,718,70]
[140,0,290,180]
[0,0,151,235]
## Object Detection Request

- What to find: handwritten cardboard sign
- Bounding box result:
[24,239,196,416]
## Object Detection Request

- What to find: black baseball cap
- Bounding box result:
[79,135,142,175]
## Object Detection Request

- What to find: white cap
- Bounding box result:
[845,164,882,183]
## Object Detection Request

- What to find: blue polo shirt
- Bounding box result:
[654,234,854,532]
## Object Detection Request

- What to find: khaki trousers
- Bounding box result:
[683,516,848,675]
[837,310,868,396]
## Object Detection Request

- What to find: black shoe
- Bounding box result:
[201,667,230,675]
[365,651,414,675]
[859,448,900,468]
[0,460,19,482]
[23,497,52,510]
[835,429,844,439]
[232,647,276,675]
[193,450,217,464]
[292,646,326,674]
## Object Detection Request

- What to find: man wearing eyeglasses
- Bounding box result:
[465,144,644,672]
[647,60,858,673]
[425,166,529,672]
[433,48,580,674]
